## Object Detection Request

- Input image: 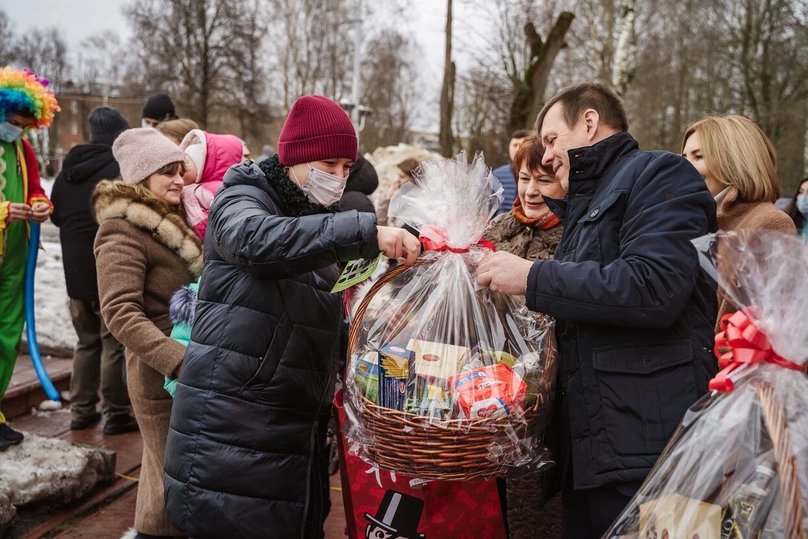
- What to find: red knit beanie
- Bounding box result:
[277,95,357,166]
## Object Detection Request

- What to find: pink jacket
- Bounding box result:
[180,130,244,239]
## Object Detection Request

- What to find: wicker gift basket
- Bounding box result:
[605,231,808,538]
[342,152,557,481]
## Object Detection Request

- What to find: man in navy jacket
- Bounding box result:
[477,83,718,537]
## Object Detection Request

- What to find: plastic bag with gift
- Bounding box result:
[343,151,557,482]
[606,230,808,539]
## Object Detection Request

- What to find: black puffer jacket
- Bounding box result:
[164,158,379,538]
[527,132,718,491]
[50,143,120,301]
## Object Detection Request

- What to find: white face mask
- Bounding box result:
[293,166,347,206]
[0,122,24,142]
[797,195,808,216]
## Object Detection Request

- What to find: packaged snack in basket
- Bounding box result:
[449,364,526,419]
[353,352,379,403]
[407,339,470,400]
[343,152,558,481]
[639,494,722,539]
[605,231,808,538]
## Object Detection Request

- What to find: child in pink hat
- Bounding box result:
[179,129,244,239]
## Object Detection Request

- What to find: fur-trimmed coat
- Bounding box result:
[93,180,202,536]
[483,211,563,260]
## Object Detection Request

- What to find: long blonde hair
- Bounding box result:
[682,115,780,203]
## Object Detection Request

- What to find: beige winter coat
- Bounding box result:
[93,181,202,536]
[715,187,796,330]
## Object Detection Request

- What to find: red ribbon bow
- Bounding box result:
[709,310,803,392]
[418,224,496,254]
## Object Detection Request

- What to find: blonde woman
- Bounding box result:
[94,128,202,538]
[682,114,796,326]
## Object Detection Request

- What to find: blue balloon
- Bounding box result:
[24,222,61,402]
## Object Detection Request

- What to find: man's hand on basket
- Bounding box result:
[476,251,533,295]
[377,226,420,266]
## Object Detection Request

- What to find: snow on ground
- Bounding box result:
[0,430,114,507]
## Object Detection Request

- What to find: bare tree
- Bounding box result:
[360,30,419,151]
[13,27,69,93]
[267,0,354,112]
[509,12,575,131]
[454,68,511,162]
[72,31,132,94]
[0,10,16,62]
[439,0,455,156]
[125,0,269,130]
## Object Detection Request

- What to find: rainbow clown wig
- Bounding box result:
[0,66,60,128]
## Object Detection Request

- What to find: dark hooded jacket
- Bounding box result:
[164,157,379,539]
[527,132,718,491]
[51,143,121,301]
[340,154,378,213]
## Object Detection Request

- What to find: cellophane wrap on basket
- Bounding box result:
[606,230,808,539]
[343,152,557,481]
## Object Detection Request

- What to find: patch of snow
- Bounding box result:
[0,493,15,532]
[37,399,64,412]
[40,177,55,198]
[0,432,114,507]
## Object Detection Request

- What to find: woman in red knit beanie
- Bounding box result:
[164,95,420,539]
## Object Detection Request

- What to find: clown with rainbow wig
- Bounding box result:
[0,66,59,451]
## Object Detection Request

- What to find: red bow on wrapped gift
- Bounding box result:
[419,224,495,254]
[709,310,803,392]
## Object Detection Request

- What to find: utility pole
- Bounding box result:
[351,0,363,142]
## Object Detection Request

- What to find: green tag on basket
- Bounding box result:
[331,252,384,293]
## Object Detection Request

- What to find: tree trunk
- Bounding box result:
[508,11,575,132]
[611,0,637,96]
[439,0,455,156]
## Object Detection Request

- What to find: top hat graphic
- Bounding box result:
[364,490,426,539]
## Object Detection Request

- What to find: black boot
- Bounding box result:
[103,414,139,435]
[0,436,10,452]
[0,423,24,445]
[70,411,102,430]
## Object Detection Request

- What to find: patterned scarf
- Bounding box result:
[512,197,560,230]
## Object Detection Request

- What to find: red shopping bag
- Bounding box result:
[334,391,507,539]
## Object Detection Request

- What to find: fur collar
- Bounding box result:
[93,180,203,277]
[258,155,340,217]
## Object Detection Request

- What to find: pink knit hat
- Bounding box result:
[112,127,185,185]
[277,95,357,167]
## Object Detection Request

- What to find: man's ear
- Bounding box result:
[583,109,600,142]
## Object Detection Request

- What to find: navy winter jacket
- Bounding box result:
[163,162,378,538]
[493,163,517,215]
[527,132,718,490]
